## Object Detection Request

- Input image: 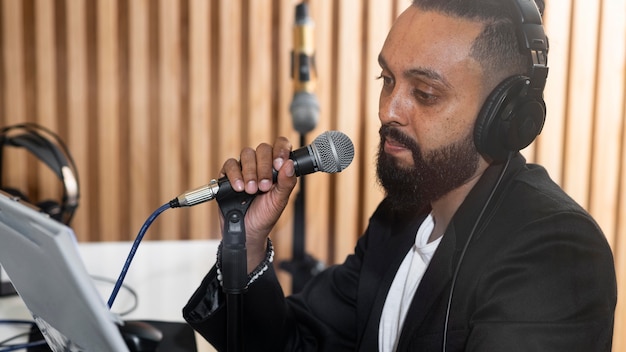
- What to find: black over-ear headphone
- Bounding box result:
[0,123,80,225]
[444,1,549,350]
[473,0,549,163]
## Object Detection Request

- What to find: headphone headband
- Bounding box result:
[473,0,549,162]
[510,0,549,98]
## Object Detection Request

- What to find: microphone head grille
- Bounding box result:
[311,131,354,173]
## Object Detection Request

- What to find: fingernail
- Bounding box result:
[233,179,245,192]
[245,180,257,194]
[273,158,284,170]
[259,179,272,192]
[285,161,295,177]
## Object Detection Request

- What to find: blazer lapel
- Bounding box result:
[395,222,457,349]
[395,156,525,349]
[356,211,426,350]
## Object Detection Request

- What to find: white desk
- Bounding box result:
[0,239,220,352]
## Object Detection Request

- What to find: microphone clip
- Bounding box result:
[217,188,256,294]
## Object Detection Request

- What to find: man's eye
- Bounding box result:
[376,74,393,86]
[413,89,438,105]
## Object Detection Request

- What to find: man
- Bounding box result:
[183,0,617,350]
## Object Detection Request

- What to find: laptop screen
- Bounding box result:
[0,191,129,351]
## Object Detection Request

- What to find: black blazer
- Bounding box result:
[184,154,617,351]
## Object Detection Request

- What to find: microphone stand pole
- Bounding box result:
[293,133,325,293]
[216,180,255,352]
[280,135,323,294]
[281,1,321,293]
[290,134,309,293]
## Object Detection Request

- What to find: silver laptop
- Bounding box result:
[0,191,129,352]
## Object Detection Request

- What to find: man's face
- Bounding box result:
[376,7,489,211]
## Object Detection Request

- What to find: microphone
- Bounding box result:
[290,2,319,134]
[171,131,354,208]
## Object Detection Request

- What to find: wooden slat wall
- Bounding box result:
[537,1,626,349]
[1,0,625,347]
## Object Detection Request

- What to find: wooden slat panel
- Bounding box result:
[1,0,28,192]
[117,0,130,239]
[532,0,572,183]
[244,1,273,144]
[393,0,407,18]
[616,98,626,352]
[34,0,60,202]
[216,1,243,161]
[593,0,625,343]
[157,0,182,240]
[589,0,625,249]
[65,0,90,240]
[1,0,625,341]
[0,1,3,137]
[332,0,363,264]
[596,1,626,350]
[187,0,213,239]
[361,0,392,234]
[304,0,333,265]
[562,0,600,208]
[21,1,35,163]
[274,0,301,146]
[128,0,153,238]
[266,0,296,289]
[97,0,121,241]
[207,1,243,245]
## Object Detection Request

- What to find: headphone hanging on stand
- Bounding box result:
[473,0,549,162]
[0,123,80,225]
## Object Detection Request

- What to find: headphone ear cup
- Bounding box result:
[0,124,80,225]
[1,187,30,203]
[36,200,63,222]
[474,75,546,162]
[0,187,61,221]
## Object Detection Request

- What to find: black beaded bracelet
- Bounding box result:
[215,238,274,289]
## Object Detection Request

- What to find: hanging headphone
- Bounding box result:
[473,0,549,163]
[0,123,80,225]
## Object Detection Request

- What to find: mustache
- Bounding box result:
[379,125,420,152]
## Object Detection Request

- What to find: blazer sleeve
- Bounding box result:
[182,263,290,351]
[182,234,368,351]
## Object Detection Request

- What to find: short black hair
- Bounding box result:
[410,0,542,85]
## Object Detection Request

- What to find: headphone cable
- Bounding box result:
[442,152,513,352]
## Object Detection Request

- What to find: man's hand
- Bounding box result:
[220,136,298,272]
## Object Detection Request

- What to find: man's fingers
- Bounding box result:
[221,137,294,196]
[274,159,297,196]
[272,136,293,162]
[239,147,259,194]
[255,143,274,192]
[222,157,244,192]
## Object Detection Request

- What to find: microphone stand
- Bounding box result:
[216,181,255,352]
[281,1,322,293]
[293,134,307,291]
[280,134,322,293]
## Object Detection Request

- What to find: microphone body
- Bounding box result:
[172,131,354,208]
[290,2,319,134]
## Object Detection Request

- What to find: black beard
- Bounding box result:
[376,125,480,216]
